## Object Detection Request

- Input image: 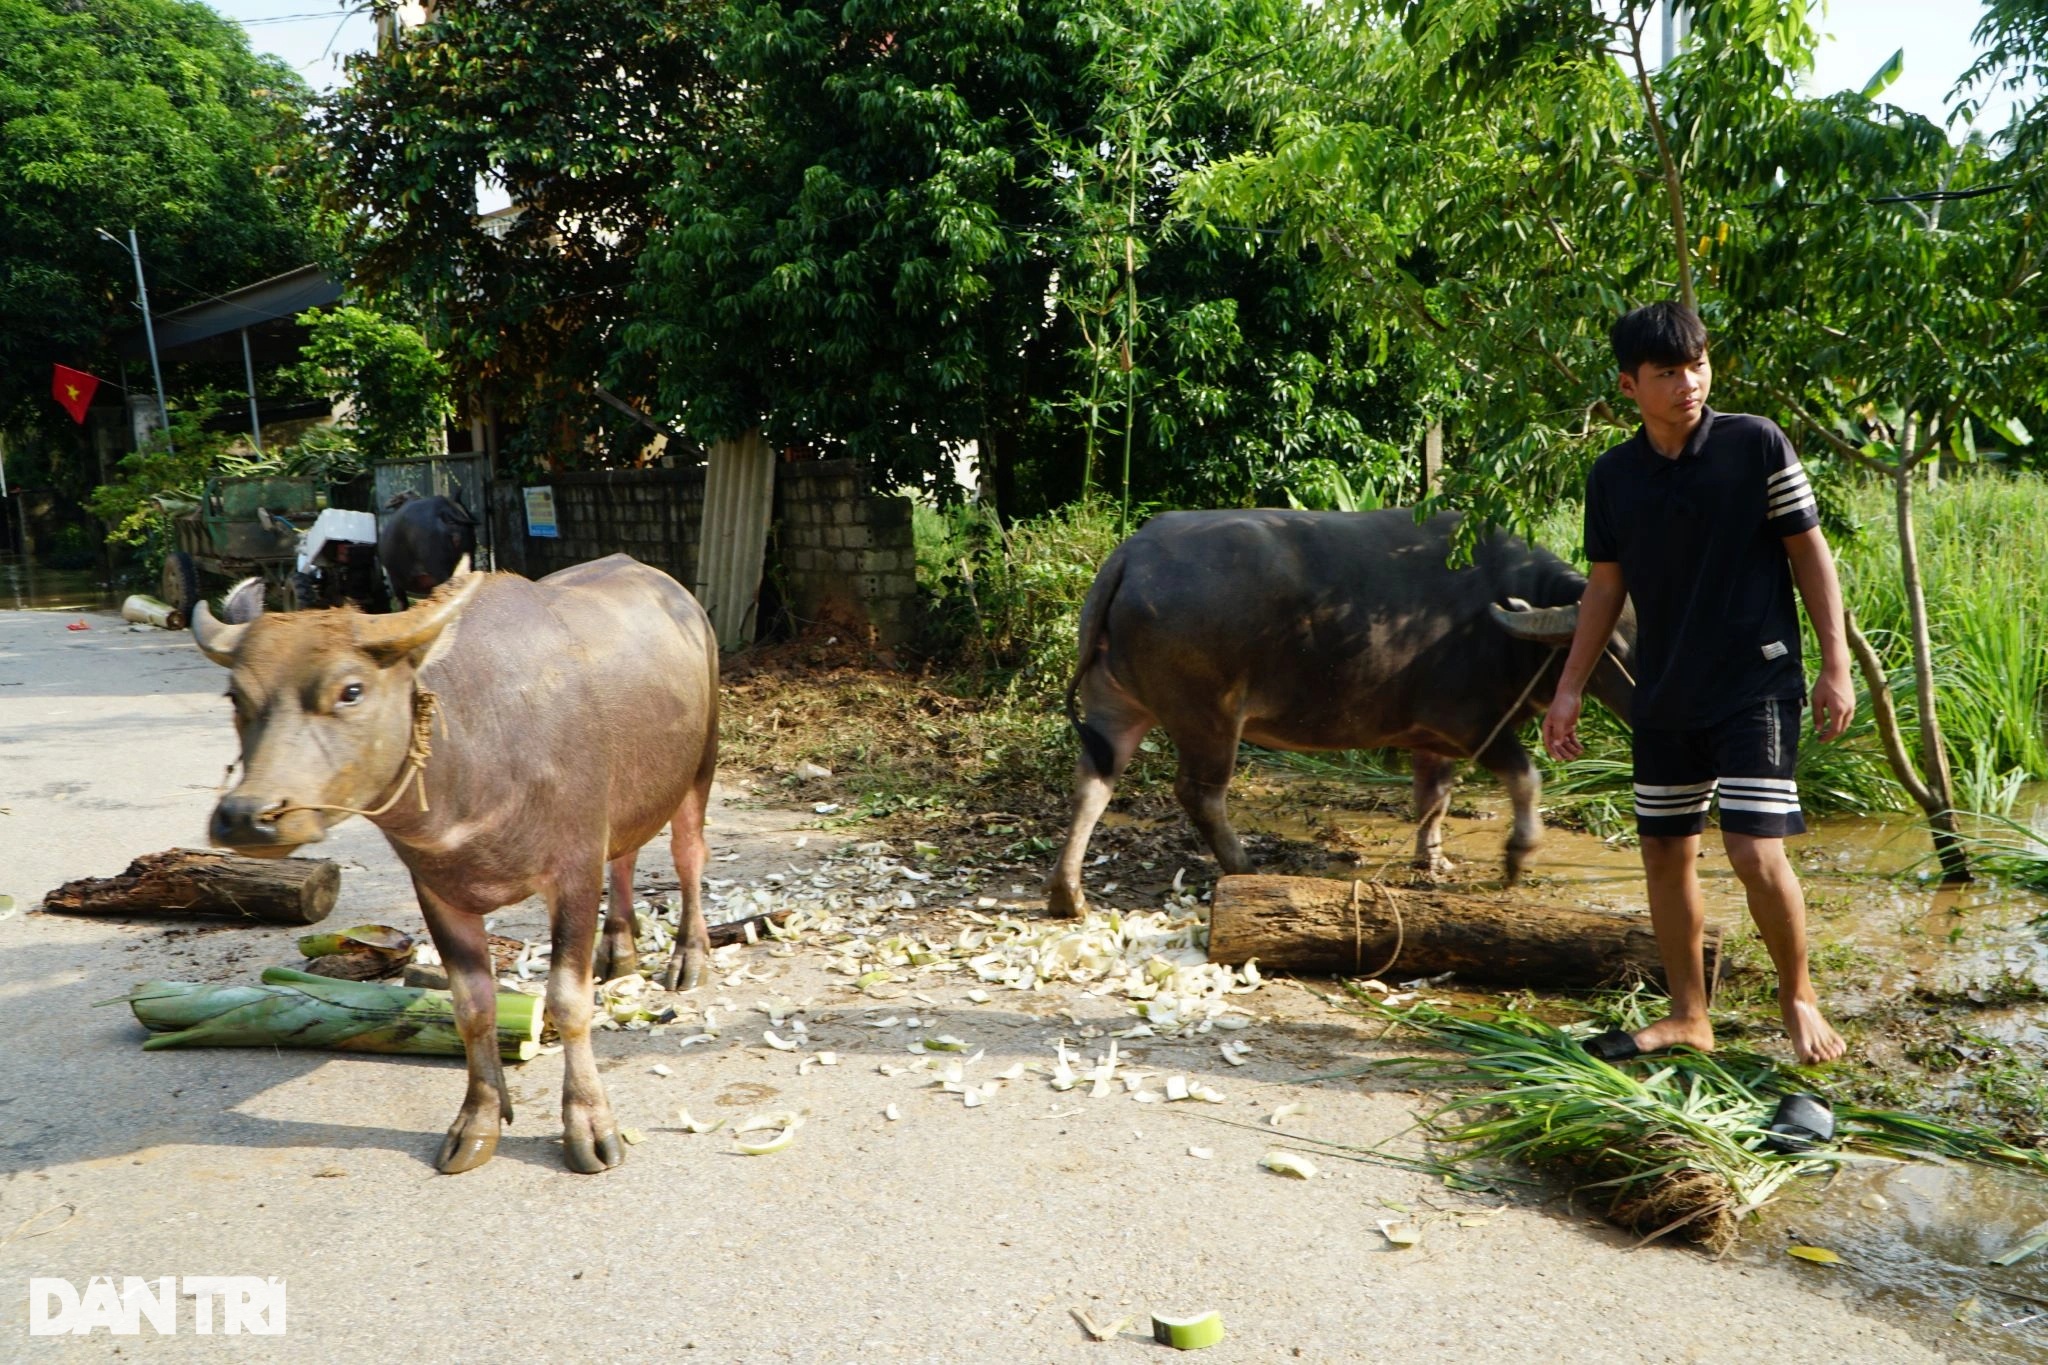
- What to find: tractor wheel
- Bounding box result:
[160,550,201,618]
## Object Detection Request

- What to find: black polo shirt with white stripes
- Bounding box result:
[1584,407,1819,729]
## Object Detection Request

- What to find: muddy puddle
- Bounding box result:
[0,552,116,612]
[1207,769,2048,1360]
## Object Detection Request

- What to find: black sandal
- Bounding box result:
[1582,1030,1642,1062]
[1762,1092,1835,1153]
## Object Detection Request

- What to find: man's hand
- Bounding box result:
[1542,689,1585,761]
[1812,666,1854,742]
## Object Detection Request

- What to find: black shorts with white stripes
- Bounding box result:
[1632,696,1806,838]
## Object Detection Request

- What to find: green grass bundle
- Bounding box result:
[117,967,542,1062]
[1359,992,2048,1254]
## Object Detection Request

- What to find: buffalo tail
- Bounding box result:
[1065,546,1126,776]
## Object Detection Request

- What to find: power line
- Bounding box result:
[230,11,354,25]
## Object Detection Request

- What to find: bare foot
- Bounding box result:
[1782,990,1846,1065]
[1630,1014,1716,1054]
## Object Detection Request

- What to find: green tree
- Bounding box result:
[306,0,730,472]
[1182,1,1821,540]
[290,305,451,460]
[624,0,1415,516]
[0,0,315,463]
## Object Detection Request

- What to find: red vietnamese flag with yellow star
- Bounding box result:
[52,364,100,424]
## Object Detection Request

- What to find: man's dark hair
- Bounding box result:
[1610,302,1709,374]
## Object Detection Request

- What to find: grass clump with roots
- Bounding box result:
[1358,990,2048,1255]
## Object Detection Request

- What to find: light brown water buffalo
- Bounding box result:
[192,554,718,1174]
[1048,509,1636,916]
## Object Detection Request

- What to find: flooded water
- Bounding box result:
[1220,770,2048,1360]
[0,552,117,612]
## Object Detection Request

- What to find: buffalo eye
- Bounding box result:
[337,682,364,707]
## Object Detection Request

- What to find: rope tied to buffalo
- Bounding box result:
[1464,640,1636,765]
[1349,878,1406,980]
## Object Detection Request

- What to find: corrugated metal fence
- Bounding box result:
[694,430,775,650]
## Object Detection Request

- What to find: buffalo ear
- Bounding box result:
[1488,597,1581,645]
[351,560,483,664]
[222,577,267,625]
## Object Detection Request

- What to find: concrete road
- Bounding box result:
[0,608,1952,1362]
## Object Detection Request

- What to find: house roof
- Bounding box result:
[119,264,344,360]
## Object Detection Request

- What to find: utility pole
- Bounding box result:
[97,227,172,453]
[240,329,263,454]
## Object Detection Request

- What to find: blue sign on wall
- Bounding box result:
[523,486,559,538]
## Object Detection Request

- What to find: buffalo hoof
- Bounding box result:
[1045,880,1087,919]
[594,936,640,983]
[1504,843,1537,887]
[660,940,708,992]
[562,1114,624,1174]
[436,1110,501,1174]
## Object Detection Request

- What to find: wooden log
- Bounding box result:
[1208,875,1718,992]
[40,850,339,926]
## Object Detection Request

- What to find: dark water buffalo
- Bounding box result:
[379,493,478,608]
[1047,509,1636,917]
[192,554,718,1174]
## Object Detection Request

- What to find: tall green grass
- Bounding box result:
[1837,476,2048,811]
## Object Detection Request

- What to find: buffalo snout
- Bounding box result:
[210,791,327,855]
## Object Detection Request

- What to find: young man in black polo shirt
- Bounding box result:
[1541,302,1853,1066]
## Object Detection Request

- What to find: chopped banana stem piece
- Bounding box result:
[1261,1150,1317,1179]
[734,1126,799,1155]
[732,1112,803,1155]
[1152,1311,1226,1350]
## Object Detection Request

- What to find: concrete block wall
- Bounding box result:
[488,457,918,647]
[491,467,706,586]
[773,458,919,646]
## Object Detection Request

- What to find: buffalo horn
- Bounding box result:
[190,576,268,665]
[1488,598,1581,642]
[352,557,483,661]
[190,601,248,666]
